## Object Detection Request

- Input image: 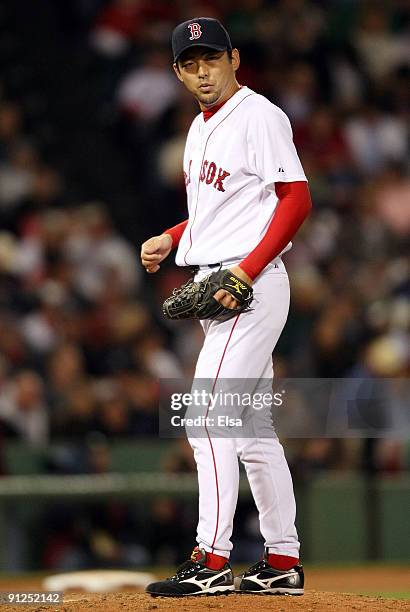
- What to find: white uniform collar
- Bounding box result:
[200,86,254,129]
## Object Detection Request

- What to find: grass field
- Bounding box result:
[358,591,410,599]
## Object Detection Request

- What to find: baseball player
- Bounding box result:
[142,17,312,597]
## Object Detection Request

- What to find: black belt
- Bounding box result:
[190,262,222,274]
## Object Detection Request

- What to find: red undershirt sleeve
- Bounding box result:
[163,219,188,249]
[239,181,312,280]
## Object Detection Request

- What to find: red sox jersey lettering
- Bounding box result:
[184,159,192,186]
[198,160,230,191]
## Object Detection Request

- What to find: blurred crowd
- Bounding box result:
[0,0,409,566]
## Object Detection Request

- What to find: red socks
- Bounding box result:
[205,551,229,570]
[191,547,298,571]
[204,551,299,571]
[267,553,299,570]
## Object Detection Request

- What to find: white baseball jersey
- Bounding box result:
[175,86,307,267]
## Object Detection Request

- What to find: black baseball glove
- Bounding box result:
[163,269,254,322]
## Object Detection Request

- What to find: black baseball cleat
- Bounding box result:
[235,556,304,595]
[146,547,234,597]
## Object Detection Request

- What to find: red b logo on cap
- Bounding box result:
[188,23,202,40]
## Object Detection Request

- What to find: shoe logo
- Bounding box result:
[250,571,296,589]
[181,568,231,591]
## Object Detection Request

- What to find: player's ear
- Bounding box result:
[173,63,184,82]
[231,49,240,72]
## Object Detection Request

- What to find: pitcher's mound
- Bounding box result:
[12,590,405,612]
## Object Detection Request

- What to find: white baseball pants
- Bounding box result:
[187,258,299,559]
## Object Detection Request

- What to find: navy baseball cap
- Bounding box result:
[172,17,232,63]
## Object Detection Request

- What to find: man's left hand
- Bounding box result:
[213,265,253,309]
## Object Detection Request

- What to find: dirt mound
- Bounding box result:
[1,566,409,611]
[4,590,410,612]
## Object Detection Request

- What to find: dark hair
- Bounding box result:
[175,48,233,72]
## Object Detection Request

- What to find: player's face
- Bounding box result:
[174,48,240,109]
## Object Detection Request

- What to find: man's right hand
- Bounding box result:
[140,234,173,273]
